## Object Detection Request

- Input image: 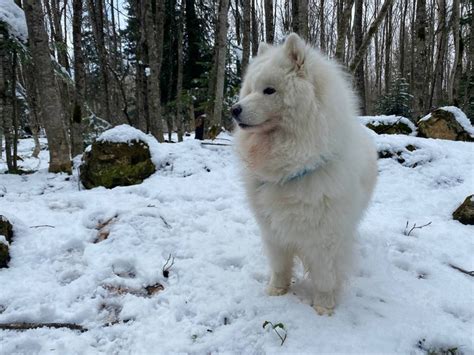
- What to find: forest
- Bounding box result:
[0,0,472,173]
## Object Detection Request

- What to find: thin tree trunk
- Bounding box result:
[448,0,460,104]
[24,0,71,173]
[413,0,428,118]
[384,4,392,94]
[71,0,85,157]
[334,0,353,62]
[264,0,274,43]
[430,0,448,108]
[251,0,258,56]
[176,0,185,142]
[319,0,326,52]
[299,0,309,40]
[144,0,165,141]
[208,0,230,136]
[399,0,408,77]
[242,0,251,72]
[354,0,366,114]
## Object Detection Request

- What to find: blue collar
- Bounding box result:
[258,157,329,187]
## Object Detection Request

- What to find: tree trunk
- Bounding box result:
[264,0,274,43]
[24,0,71,173]
[413,0,428,118]
[430,0,448,108]
[208,0,230,137]
[447,0,460,104]
[399,0,408,77]
[319,0,326,52]
[176,0,185,142]
[299,0,309,40]
[251,0,258,56]
[144,0,165,142]
[71,0,85,157]
[354,0,366,114]
[349,0,393,73]
[242,0,251,73]
[334,0,354,62]
[384,4,392,94]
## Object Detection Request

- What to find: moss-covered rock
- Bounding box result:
[0,216,14,268]
[80,140,156,189]
[366,121,413,135]
[453,195,474,225]
[418,109,473,141]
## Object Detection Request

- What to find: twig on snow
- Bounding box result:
[29,225,55,229]
[0,322,87,332]
[162,254,175,278]
[449,264,474,277]
[263,321,287,346]
[404,221,432,236]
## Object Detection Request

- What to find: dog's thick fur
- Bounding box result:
[233,33,377,315]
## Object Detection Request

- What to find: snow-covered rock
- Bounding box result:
[0,0,27,42]
[360,115,417,136]
[80,125,156,189]
[418,107,473,141]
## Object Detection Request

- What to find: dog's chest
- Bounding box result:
[254,182,327,232]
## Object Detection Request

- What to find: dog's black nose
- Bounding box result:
[231,105,242,119]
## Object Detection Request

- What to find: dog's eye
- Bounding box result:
[263,87,276,95]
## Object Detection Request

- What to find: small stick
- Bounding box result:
[201,142,232,147]
[162,254,175,278]
[404,221,432,236]
[0,322,87,332]
[449,264,474,277]
[29,225,55,229]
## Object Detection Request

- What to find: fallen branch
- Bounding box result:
[0,322,87,332]
[449,264,474,277]
[201,142,232,147]
[29,225,55,229]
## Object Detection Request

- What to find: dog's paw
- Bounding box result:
[266,285,288,296]
[313,305,334,316]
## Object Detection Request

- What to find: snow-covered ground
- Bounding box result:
[0,127,473,354]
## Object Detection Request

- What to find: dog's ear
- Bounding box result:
[284,33,305,70]
[258,42,271,56]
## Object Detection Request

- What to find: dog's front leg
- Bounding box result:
[262,238,293,296]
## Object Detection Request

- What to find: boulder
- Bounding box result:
[80,140,156,189]
[453,195,474,225]
[0,216,14,268]
[418,109,473,141]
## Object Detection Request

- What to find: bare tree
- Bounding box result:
[23,0,71,173]
[354,0,366,114]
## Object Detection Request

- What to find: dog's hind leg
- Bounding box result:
[263,238,293,296]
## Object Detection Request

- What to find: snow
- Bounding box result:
[0,0,27,42]
[419,106,474,136]
[359,115,417,135]
[0,235,7,246]
[0,127,473,354]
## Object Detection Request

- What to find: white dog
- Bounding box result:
[232,33,377,315]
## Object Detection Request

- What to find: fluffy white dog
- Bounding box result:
[232,33,377,315]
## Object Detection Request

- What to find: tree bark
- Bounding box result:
[334,0,354,62]
[399,0,408,77]
[24,0,71,173]
[176,0,185,142]
[71,0,85,157]
[299,0,309,40]
[208,0,230,136]
[354,0,366,114]
[144,0,165,141]
[251,0,258,56]
[242,0,251,73]
[447,0,460,104]
[264,0,274,43]
[412,0,428,118]
[430,0,448,108]
[319,0,326,52]
[384,4,392,94]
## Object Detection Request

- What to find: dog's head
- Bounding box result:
[231,33,315,134]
